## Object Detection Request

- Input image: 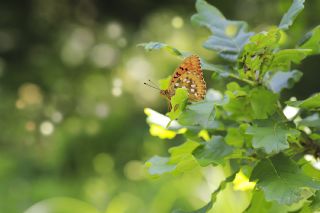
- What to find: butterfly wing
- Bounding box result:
[166,55,206,101]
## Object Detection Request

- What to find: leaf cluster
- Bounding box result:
[141,0,320,212]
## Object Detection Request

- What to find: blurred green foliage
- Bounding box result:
[0,0,320,212]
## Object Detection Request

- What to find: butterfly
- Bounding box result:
[160,55,206,103]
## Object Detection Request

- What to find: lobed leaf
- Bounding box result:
[191,0,253,61]
[178,100,217,129]
[250,153,320,205]
[279,0,305,30]
[246,123,300,154]
[193,136,234,166]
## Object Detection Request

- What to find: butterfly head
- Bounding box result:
[160,89,171,100]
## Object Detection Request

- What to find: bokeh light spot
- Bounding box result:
[95,103,109,118]
[18,83,43,106]
[106,22,123,39]
[90,44,117,68]
[112,87,122,97]
[93,153,114,174]
[40,121,54,136]
[124,160,146,181]
[61,27,94,66]
[51,111,63,123]
[171,16,184,29]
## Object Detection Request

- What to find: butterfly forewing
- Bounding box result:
[164,55,206,101]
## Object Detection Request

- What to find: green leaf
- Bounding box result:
[146,141,200,177]
[137,42,183,56]
[193,136,234,166]
[223,82,253,121]
[191,0,253,61]
[169,140,199,164]
[287,93,320,109]
[168,88,189,121]
[298,25,320,55]
[263,70,303,93]
[169,141,200,175]
[269,49,311,70]
[145,156,176,176]
[246,123,300,154]
[279,0,305,30]
[225,125,247,148]
[299,113,320,128]
[244,190,288,213]
[250,87,278,119]
[250,153,320,205]
[239,29,280,81]
[179,100,217,129]
[223,84,278,120]
[158,75,171,90]
[310,191,320,211]
[174,171,238,213]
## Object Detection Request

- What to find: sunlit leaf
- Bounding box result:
[233,170,256,191]
[168,88,189,121]
[158,75,171,90]
[251,153,320,205]
[149,124,177,139]
[191,0,253,61]
[279,0,305,30]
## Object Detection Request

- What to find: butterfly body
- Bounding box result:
[160,55,206,102]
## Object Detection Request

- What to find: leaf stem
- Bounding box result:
[228,73,256,86]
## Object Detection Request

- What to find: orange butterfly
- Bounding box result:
[160,55,206,102]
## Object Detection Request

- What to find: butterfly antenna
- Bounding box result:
[148,79,159,88]
[144,82,161,91]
